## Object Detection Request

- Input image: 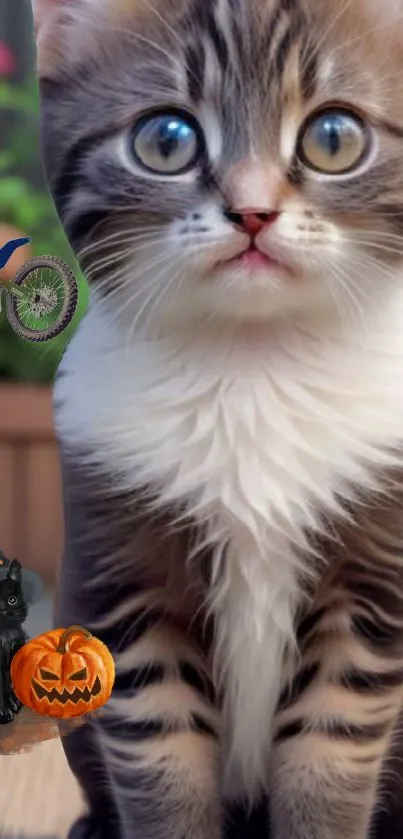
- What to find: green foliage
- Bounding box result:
[0,75,89,383]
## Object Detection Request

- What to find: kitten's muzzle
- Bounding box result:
[223,208,279,237]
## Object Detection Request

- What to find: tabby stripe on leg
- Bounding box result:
[348,579,403,617]
[338,667,403,694]
[277,662,320,711]
[113,664,165,694]
[114,661,215,700]
[274,717,389,744]
[352,615,399,651]
[103,714,218,741]
[179,662,216,703]
[296,607,326,644]
[99,606,166,654]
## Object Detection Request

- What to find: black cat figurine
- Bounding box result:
[0,560,28,724]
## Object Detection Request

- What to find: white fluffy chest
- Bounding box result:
[55,308,403,799]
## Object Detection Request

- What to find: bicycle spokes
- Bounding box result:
[12,265,67,333]
[5,254,78,343]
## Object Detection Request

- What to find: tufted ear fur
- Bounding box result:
[31,0,133,78]
[7,559,22,583]
[31,0,188,78]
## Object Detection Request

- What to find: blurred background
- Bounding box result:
[0,10,91,827]
[0,0,88,590]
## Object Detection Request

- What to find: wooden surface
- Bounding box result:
[0,735,82,837]
[0,595,82,837]
[0,384,63,584]
[0,386,82,836]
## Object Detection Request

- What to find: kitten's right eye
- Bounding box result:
[297,107,370,175]
[7,595,17,606]
[129,111,204,175]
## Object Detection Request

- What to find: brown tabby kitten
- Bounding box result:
[33,1,403,838]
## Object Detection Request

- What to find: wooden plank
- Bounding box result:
[22,441,62,582]
[0,385,62,582]
[12,442,29,563]
[0,442,16,555]
[47,443,64,578]
[0,384,54,440]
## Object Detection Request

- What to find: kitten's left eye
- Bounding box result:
[130,112,203,175]
[7,596,17,606]
[298,108,370,175]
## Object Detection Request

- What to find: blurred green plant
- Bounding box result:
[0,74,89,384]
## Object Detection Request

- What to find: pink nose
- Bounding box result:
[224,208,279,237]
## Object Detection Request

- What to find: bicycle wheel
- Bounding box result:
[5,256,79,343]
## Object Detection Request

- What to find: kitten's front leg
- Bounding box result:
[6,642,23,715]
[58,455,222,839]
[269,583,403,839]
[0,656,14,724]
[64,621,221,839]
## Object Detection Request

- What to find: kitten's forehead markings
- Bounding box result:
[266,8,291,69]
[199,103,223,163]
[203,38,222,100]
[214,0,239,68]
[173,61,190,100]
[318,56,335,89]
[280,44,306,165]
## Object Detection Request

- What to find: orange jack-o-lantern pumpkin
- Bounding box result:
[10,625,115,719]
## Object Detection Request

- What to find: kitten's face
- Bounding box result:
[35,0,403,329]
[0,576,27,627]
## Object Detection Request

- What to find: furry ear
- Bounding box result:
[32,0,65,77]
[32,0,178,78]
[7,559,22,583]
[31,0,117,78]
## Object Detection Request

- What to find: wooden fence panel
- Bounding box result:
[0,384,62,583]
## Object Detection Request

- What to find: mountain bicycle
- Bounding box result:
[0,237,78,342]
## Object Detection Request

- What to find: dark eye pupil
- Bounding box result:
[326,123,340,156]
[158,123,180,159]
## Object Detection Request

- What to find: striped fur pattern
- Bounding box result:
[33,1,403,837]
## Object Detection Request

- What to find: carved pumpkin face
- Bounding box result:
[11,626,115,719]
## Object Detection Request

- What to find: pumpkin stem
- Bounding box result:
[57,625,93,654]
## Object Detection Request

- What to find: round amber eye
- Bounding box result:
[131,112,203,175]
[298,109,370,175]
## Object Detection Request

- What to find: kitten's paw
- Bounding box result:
[68,816,104,839]
[8,692,22,714]
[0,708,14,725]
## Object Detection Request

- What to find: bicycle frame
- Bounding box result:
[0,237,33,314]
[0,277,28,299]
[0,277,31,318]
